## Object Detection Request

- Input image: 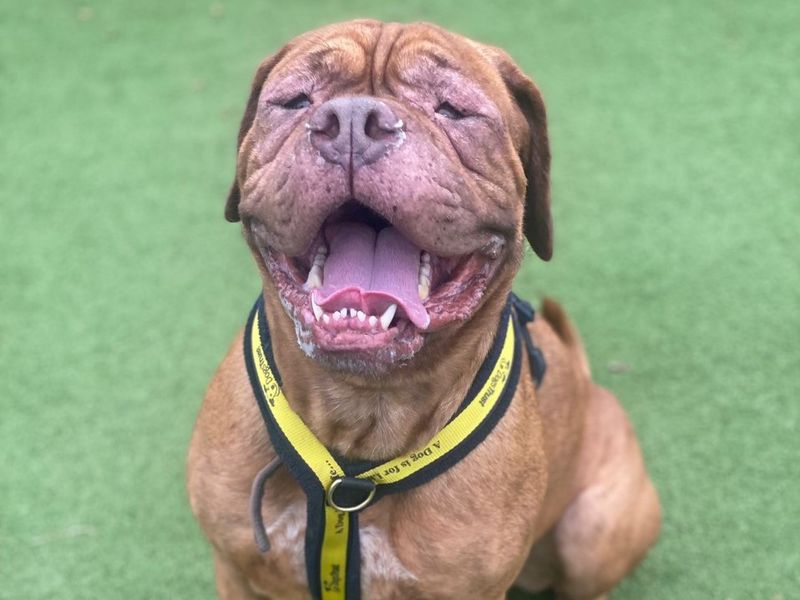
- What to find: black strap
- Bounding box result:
[245,292,546,599]
[510,293,547,387]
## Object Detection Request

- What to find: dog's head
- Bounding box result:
[226,20,551,373]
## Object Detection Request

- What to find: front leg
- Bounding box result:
[214,550,263,600]
[517,385,660,600]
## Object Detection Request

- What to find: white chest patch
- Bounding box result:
[265,502,417,590]
[359,524,417,587]
[265,502,307,581]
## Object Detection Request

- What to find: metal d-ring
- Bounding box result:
[326,477,377,513]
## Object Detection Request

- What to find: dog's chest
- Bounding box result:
[251,499,418,599]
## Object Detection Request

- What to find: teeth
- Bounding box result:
[418,281,430,300]
[379,304,397,330]
[418,252,432,300]
[311,295,323,320]
[306,245,327,289]
[305,265,322,289]
[316,304,398,330]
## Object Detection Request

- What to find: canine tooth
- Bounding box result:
[349,308,357,318]
[305,265,322,289]
[357,311,366,322]
[311,296,323,320]
[420,263,431,277]
[418,282,430,300]
[311,245,327,270]
[322,313,331,324]
[379,304,397,330]
[418,269,430,291]
[368,315,378,328]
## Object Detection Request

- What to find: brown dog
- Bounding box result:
[187,20,660,600]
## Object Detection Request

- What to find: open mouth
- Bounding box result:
[250,201,503,364]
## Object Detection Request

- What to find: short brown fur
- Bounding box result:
[188,20,660,600]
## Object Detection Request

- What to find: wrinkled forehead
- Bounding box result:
[264,21,511,108]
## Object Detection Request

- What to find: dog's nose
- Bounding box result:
[307,96,403,169]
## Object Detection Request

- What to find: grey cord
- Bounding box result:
[249,457,283,553]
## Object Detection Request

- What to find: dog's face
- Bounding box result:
[226,20,551,373]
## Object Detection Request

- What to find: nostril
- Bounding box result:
[326,114,340,140]
[364,112,380,140]
[364,110,400,141]
[319,112,340,140]
[308,107,340,140]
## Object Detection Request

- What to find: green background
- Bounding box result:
[2,1,798,598]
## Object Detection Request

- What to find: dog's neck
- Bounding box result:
[262,291,507,461]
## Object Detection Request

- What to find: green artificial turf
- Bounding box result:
[2,1,798,598]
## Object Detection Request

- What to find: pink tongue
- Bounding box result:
[313,222,430,329]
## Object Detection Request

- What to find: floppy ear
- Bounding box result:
[488,49,553,260]
[225,49,288,222]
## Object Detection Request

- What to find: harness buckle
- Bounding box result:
[326,477,376,513]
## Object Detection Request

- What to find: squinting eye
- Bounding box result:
[435,101,466,120]
[282,93,312,110]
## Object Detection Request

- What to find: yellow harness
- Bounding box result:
[245,294,542,600]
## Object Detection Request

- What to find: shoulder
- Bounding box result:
[187,330,274,524]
